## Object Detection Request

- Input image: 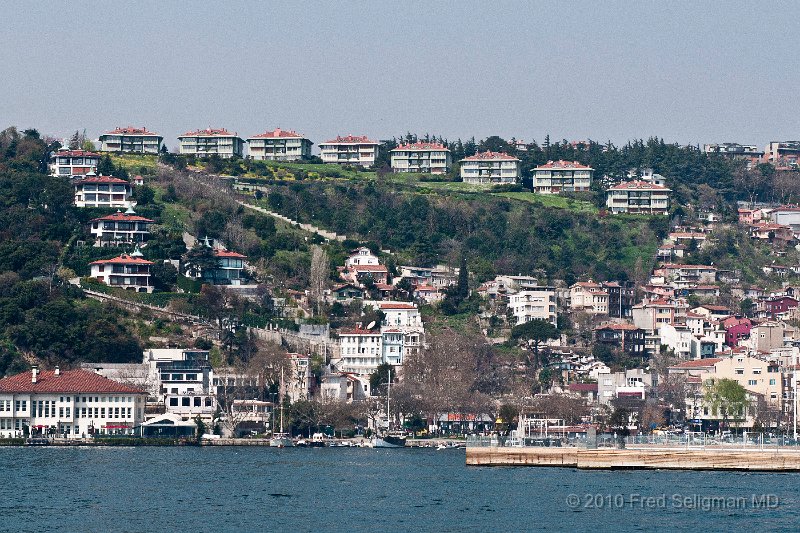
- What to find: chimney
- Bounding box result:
[31,366,39,383]
[54,366,60,377]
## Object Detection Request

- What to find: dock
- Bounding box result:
[466,446,800,471]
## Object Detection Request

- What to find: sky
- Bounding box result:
[1,0,797,151]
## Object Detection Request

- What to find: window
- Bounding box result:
[748,380,757,386]
[735,369,744,375]
[770,379,776,385]
[169,398,178,407]
[182,397,190,407]
[753,368,762,375]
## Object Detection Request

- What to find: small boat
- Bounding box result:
[373,432,407,448]
[436,443,447,450]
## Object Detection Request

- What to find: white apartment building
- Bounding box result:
[460,152,520,184]
[569,281,608,315]
[246,128,313,161]
[0,367,146,439]
[338,328,384,376]
[74,175,134,208]
[532,160,593,194]
[99,127,163,154]
[597,369,652,405]
[90,252,154,293]
[373,301,424,360]
[508,287,557,326]
[390,142,452,174]
[319,135,379,167]
[89,209,154,247]
[49,149,100,178]
[606,181,671,215]
[178,128,244,158]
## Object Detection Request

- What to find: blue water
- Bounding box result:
[1,447,799,532]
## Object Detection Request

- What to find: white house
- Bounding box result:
[390,142,452,174]
[337,328,384,376]
[460,152,520,184]
[89,209,154,247]
[90,251,154,293]
[508,287,557,326]
[49,149,100,178]
[532,160,593,194]
[246,128,313,161]
[99,127,163,154]
[319,135,379,167]
[74,175,134,209]
[0,367,146,439]
[178,128,244,158]
[606,181,671,215]
[345,247,380,267]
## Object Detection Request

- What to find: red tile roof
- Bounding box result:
[351,265,388,272]
[338,328,381,336]
[569,383,598,392]
[608,180,670,191]
[90,212,154,223]
[90,254,154,265]
[248,128,306,139]
[103,126,160,136]
[52,150,101,158]
[0,369,145,394]
[322,135,377,144]
[669,358,722,369]
[76,175,129,185]
[214,250,247,259]
[391,142,449,151]
[534,160,592,170]
[180,128,238,137]
[461,151,519,161]
[378,302,416,309]
[596,323,639,331]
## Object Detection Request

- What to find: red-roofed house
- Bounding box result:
[99,127,163,154]
[90,252,154,293]
[532,160,593,194]
[246,128,313,161]
[605,181,671,215]
[319,135,379,167]
[390,142,452,174]
[0,367,146,439]
[460,152,520,184]
[74,175,134,208]
[569,281,608,315]
[178,128,244,158]
[89,209,154,247]
[49,149,100,178]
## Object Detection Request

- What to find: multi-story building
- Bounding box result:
[569,281,608,315]
[655,264,717,286]
[286,353,310,402]
[764,141,800,170]
[703,143,763,170]
[74,175,134,209]
[0,367,146,439]
[460,152,520,184]
[49,149,101,178]
[89,209,154,247]
[337,328,383,376]
[532,160,593,194]
[390,142,452,174]
[597,368,652,405]
[178,128,244,159]
[319,135,379,167]
[345,247,380,267]
[595,324,646,357]
[185,241,248,285]
[603,281,635,319]
[605,181,671,215]
[246,128,313,161]
[99,127,163,154]
[144,349,215,423]
[508,287,557,326]
[90,251,154,293]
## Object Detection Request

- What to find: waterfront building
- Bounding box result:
[178,128,244,159]
[460,152,520,184]
[74,175,134,208]
[390,142,452,174]
[319,135,379,167]
[90,251,154,293]
[246,128,313,161]
[532,160,593,194]
[89,209,154,247]
[99,127,163,154]
[49,149,100,178]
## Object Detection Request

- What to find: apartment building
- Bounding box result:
[178,128,244,158]
[605,181,671,215]
[246,128,312,161]
[460,152,520,184]
[764,141,800,170]
[508,287,557,326]
[532,160,593,194]
[597,368,652,405]
[89,209,154,247]
[99,127,163,154]
[595,324,646,357]
[337,328,383,376]
[49,149,100,178]
[703,143,763,170]
[90,252,154,293]
[73,175,133,209]
[390,142,452,174]
[319,135,379,167]
[569,281,608,315]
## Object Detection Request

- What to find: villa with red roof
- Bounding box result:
[318,135,379,167]
[606,181,671,215]
[246,128,313,161]
[49,149,100,178]
[390,142,452,174]
[89,208,154,247]
[460,151,520,184]
[178,128,244,159]
[532,160,593,194]
[0,367,146,439]
[90,251,154,293]
[73,175,134,208]
[99,126,163,154]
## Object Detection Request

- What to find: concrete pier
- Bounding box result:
[466,446,800,471]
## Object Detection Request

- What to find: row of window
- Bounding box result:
[168,397,213,407]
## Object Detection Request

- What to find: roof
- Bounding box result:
[659,263,715,270]
[391,142,449,152]
[378,302,416,310]
[90,212,154,223]
[248,128,306,139]
[90,254,154,265]
[608,180,670,191]
[461,151,519,161]
[669,358,722,369]
[102,126,160,137]
[338,328,381,336]
[596,323,639,331]
[214,249,247,259]
[698,305,731,312]
[75,175,129,185]
[180,128,238,138]
[0,369,145,394]
[351,265,388,272]
[569,383,598,392]
[52,150,101,158]
[321,135,377,145]
[534,160,593,170]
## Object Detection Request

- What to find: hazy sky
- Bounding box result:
[1,1,797,150]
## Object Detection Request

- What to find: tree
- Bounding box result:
[608,407,631,448]
[510,319,558,368]
[309,245,329,316]
[704,378,749,431]
[369,363,395,393]
[184,244,218,282]
[638,401,665,433]
[497,404,518,436]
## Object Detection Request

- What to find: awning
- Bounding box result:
[104,424,132,429]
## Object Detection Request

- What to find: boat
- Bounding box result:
[371,369,407,449]
[269,369,294,448]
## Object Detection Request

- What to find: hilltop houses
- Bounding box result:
[89,209,154,247]
[763,141,800,170]
[178,128,244,159]
[90,251,154,293]
[49,149,100,178]
[460,152,520,184]
[99,127,163,154]
[703,143,763,170]
[246,128,313,161]
[74,175,134,208]
[319,135,379,167]
[532,160,593,194]
[605,181,671,215]
[390,142,452,174]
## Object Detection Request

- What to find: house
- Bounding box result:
[99,127,163,154]
[390,142,452,174]
[331,283,365,302]
[246,128,313,161]
[143,348,215,423]
[343,264,389,286]
[704,143,763,170]
[0,367,146,439]
[346,247,380,267]
[89,209,154,247]
[320,372,369,402]
[371,301,425,360]
[73,175,134,208]
[763,141,800,170]
[49,149,100,178]
[738,208,764,225]
[655,264,717,286]
[595,324,646,357]
[185,242,248,285]
[690,304,732,320]
[763,296,798,320]
[413,284,443,303]
[568,281,608,315]
[90,251,154,293]
[632,299,680,331]
[667,232,707,247]
[603,281,635,319]
[720,316,752,347]
[319,135,379,167]
[658,323,694,359]
[567,383,598,403]
[337,328,384,376]
[750,223,795,246]
[597,369,652,405]
[508,287,557,326]
[460,152,520,184]
[532,160,593,194]
[657,244,686,261]
[605,181,670,215]
[746,321,789,352]
[178,128,244,158]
